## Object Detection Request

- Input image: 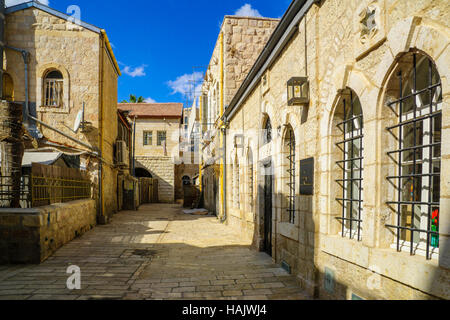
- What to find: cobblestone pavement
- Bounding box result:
[0,204,309,300]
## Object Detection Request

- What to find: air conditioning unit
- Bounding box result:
[115,140,129,167]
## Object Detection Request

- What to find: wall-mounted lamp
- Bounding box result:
[287,77,309,106]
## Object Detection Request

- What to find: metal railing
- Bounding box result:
[0,168,92,208]
[31,175,91,207]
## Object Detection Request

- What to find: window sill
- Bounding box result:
[277,222,298,241]
[37,106,69,114]
[390,241,439,261]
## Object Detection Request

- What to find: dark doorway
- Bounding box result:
[135,167,152,178]
[263,162,273,256]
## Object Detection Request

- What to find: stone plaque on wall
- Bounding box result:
[300,157,314,196]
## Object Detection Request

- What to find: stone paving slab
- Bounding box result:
[0,203,309,300]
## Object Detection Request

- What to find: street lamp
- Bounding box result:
[287,77,309,106]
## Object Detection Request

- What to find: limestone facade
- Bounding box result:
[203,0,450,299]
[201,16,279,215]
[3,3,120,223]
[129,114,182,203]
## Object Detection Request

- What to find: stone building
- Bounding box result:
[3,1,121,223]
[201,0,449,299]
[118,103,183,203]
[176,103,200,201]
[201,15,280,216]
[116,109,136,211]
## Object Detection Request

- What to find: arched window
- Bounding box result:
[182,176,191,186]
[283,125,296,224]
[44,70,64,108]
[334,88,364,240]
[263,116,272,145]
[2,73,14,101]
[385,52,442,260]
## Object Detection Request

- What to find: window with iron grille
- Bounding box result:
[157,131,166,146]
[264,117,272,145]
[143,131,152,146]
[285,126,296,224]
[44,70,63,108]
[385,52,442,260]
[335,89,364,240]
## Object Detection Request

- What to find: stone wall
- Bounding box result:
[135,118,181,158]
[201,16,279,219]
[4,7,120,222]
[215,0,449,300]
[136,156,175,203]
[0,199,96,264]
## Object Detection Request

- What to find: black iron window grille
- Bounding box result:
[286,127,296,224]
[264,117,272,144]
[385,53,442,260]
[335,89,364,240]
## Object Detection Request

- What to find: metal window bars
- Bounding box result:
[385,54,441,260]
[287,128,296,224]
[44,79,63,107]
[31,175,91,207]
[335,90,364,241]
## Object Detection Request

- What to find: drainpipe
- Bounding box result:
[218,31,227,223]
[220,120,227,223]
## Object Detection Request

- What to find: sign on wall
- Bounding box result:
[300,157,314,196]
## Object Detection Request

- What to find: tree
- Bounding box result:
[120,94,146,103]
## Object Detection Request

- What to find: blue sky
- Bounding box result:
[7,0,292,106]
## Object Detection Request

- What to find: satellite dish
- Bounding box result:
[74,109,83,132]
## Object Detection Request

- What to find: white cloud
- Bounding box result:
[144,97,156,103]
[122,65,147,78]
[167,72,203,97]
[234,4,262,17]
[6,0,49,6]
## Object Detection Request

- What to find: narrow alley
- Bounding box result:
[0,204,309,300]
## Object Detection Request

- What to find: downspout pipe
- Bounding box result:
[220,120,227,223]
